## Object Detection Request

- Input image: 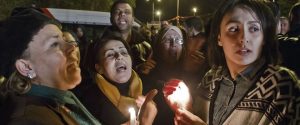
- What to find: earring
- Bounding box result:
[27,70,35,79]
[218,41,222,46]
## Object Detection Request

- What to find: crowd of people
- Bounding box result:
[0,0,300,125]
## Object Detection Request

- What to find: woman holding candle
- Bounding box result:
[77,33,157,125]
[163,0,300,125]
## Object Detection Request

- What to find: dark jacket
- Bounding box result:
[278,24,300,77]
[78,83,128,125]
[0,93,79,125]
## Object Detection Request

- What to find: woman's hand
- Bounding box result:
[174,108,207,125]
[138,89,158,125]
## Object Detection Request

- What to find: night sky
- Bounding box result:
[134,0,223,23]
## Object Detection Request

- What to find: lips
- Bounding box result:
[236,48,252,55]
[115,62,127,72]
[118,19,127,25]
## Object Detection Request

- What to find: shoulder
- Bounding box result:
[131,29,149,43]
[0,93,64,125]
[196,66,223,99]
[263,65,299,83]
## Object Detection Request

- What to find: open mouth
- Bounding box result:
[118,19,127,25]
[116,65,127,72]
[237,49,252,55]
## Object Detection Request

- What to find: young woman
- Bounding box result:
[164,0,300,125]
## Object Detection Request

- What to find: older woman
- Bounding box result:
[0,8,156,125]
[77,34,157,125]
[0,8,99,125]
[164,0,300,125]
[139,25,185,125]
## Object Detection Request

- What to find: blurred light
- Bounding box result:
[156,10,161,16]
[192,7,197,13]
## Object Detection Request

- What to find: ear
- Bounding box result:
[218,35,222,46]
[95,64,103,74]
[15,59,35,78]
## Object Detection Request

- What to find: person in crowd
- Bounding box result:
[73,25,89,67]
[110,0,152,72]
[279,16,290,35]
[150,26,158,43]
[278,2,300,77]
[181,16,210,93]
[0,7,157,125]
[141,26,185,125]
[77,33,157,125]
[163,0,300,124]
[161,20,170,29]
[72,25,91,88]
[0,7,100,125]
[265,1,281,35]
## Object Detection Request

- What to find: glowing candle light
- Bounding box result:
[128,107,136,125]
[166,80,191,109]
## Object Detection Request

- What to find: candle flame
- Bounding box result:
[167,81,190,109]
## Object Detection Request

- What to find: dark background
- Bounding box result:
[135,0,222,23]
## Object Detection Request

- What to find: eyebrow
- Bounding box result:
[104,46,125,52]
[225,19,260,25]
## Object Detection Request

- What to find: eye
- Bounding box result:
[120,50,129,56]
[105,52,115,59]
[228,26,238,32]
[114,10,121,15]
[249,25,260,32]
[125,10,132,15]
[50,42,60,48]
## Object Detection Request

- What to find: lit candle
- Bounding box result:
[167,80,190,109]
[128,107,136,125]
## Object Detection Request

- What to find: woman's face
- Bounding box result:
[96,40,132,84]
[159,29,183,64]
[28,24,81,90]
[76,27,84,38]
[219,6,264,69]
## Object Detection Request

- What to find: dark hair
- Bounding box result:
[110,0,133,24]
[184,16,204,32]
[208,0,280,67]
[289,2,300,27]
[88,33,132,73]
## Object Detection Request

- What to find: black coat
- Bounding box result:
[78,83,128,125]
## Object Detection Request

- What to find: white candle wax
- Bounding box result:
[128,107,136,125]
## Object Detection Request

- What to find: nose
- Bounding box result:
[119,11,126,17]
[240,29,249,45]
[115,52,123,60]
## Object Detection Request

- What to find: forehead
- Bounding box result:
[164,30,182,38]
[221,6,260,26]
[102,40,126,51]
[32,24,61,41]
[115,3,132,11]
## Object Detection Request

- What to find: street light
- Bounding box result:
[146,0,161,22]
[156,10,161,24]
[192,7,197,16]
